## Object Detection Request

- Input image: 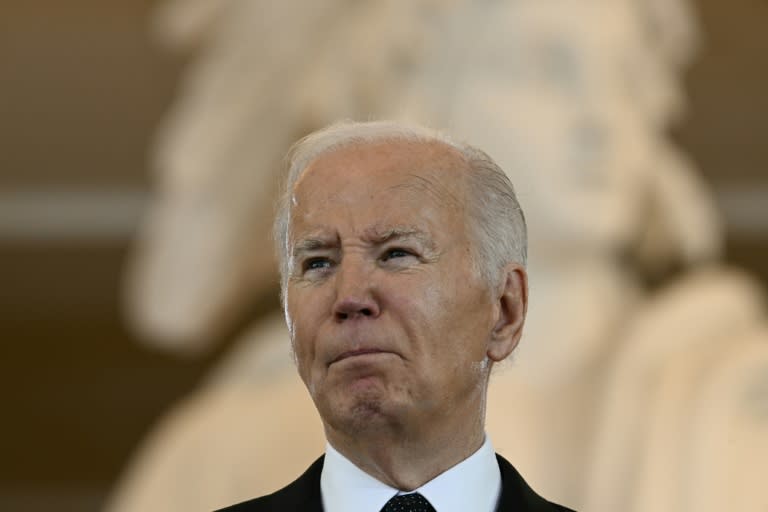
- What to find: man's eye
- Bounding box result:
[381,248,412,261]
[304,258,332,271]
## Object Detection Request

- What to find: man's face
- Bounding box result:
[285,140,501,437]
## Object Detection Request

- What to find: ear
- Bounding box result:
[487,263,528,363]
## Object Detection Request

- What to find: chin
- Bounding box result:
[324,389,403,436]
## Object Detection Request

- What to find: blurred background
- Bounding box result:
[1,0,766,511]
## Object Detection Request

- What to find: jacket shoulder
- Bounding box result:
[215,456,325,512]
[495,454,576,511]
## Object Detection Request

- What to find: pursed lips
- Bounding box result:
[330,348,390,365]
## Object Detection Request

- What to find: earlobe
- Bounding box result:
[487,263,528,362]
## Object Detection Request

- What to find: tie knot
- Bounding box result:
[380,492,436,512]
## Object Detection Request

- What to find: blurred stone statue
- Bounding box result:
[107,0,768,511]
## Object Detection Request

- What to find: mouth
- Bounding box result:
[330,348,388,365]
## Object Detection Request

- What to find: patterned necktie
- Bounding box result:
[380,492,437,512]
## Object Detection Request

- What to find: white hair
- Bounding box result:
[273,120,527,297]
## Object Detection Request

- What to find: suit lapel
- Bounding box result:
[494,454,573,511]
[285,455,325,511]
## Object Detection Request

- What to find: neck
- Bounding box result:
[325,401,487,490]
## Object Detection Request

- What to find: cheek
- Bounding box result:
[286,293,320,370]
[392,276,470,342]
[384,273,446,321]
[435,286,494,356]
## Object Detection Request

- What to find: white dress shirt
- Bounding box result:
[320,436,501,512]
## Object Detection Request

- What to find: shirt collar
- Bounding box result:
[320,436,501,512]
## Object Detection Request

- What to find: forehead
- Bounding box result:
[296,139,466,189]
[290,139,469,221]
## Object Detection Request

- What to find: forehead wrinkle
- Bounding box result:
[390,171,464,212]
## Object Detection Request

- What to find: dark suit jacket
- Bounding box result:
[216,454,575,511]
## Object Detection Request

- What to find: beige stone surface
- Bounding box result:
[106,316,324,512]
[584,268,766,511]
[686,333,768,512]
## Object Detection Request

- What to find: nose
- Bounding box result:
[334,297,379,321]
[332,259,380,322]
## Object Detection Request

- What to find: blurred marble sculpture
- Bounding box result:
[108,0,768,511]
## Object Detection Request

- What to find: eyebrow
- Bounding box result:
[292,236,337,258]
[291,226,437,258]
[362,226,437,252]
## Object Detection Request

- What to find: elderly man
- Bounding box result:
[219,121,574,511]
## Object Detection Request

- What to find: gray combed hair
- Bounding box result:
[273,120,527,296]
